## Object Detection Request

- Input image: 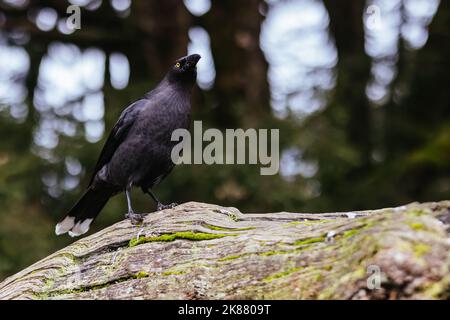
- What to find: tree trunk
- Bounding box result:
[201,0,271,128]
[323,0,373,170]
[0,201,449,300]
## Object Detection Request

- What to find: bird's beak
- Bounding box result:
[186,54,201,69]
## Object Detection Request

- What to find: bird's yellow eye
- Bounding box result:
[175,62,181,68]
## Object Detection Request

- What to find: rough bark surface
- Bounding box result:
[0,201,449,300]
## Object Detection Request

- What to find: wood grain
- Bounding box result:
[0,201,449,300]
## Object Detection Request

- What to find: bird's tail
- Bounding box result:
[55,187,113,237]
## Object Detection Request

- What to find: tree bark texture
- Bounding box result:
[0,201,449,300]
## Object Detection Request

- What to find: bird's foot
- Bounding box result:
[125,211,144,225]
[156,202,178,211]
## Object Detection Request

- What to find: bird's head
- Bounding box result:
[167,54,201,87]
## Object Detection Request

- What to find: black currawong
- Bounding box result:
[56,54,201,237]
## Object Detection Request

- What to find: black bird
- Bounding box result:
[56,54,201,237]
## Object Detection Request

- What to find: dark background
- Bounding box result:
[0,0,449,281]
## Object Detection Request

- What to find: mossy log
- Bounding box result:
[0,201,449,300]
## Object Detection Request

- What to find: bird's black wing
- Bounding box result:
[88,99,147,186]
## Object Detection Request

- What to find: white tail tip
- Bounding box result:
[55,217,93,237]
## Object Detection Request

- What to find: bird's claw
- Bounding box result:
[125,211,144,225]
[157,202,178,211]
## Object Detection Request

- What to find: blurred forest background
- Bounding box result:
[0,0,449,280]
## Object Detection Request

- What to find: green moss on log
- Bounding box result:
[128,231,236,247]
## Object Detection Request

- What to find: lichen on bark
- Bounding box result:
[0,201,449,300]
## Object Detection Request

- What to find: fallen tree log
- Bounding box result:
[0,201,449,300]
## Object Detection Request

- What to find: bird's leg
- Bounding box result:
[125,184,143,224]
[143,188,178,211]
[145,188,160,204]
